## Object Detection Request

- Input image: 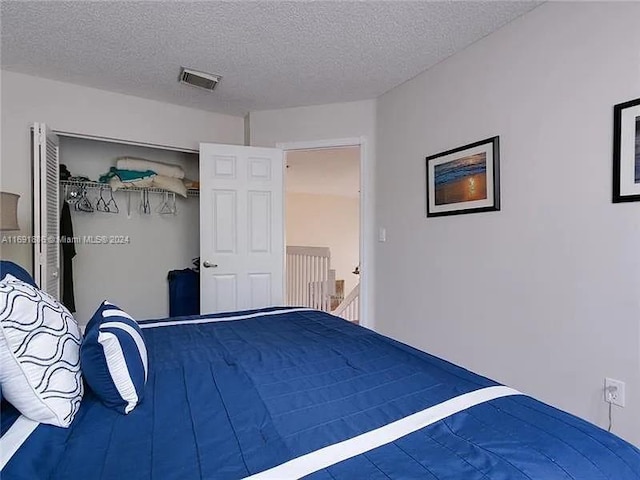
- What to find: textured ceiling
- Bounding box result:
[0,1,541,116]
[286,147,360,198]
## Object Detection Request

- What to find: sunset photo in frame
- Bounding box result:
[613,97,640,203]
[425,136,500,217]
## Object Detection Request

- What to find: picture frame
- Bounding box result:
[613,97,640,203]
[425,136,500,217]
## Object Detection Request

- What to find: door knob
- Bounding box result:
[203,261,218,268]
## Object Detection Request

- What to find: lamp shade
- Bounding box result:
[0,192,20,231]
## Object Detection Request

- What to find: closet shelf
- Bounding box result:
[60,179,199,197]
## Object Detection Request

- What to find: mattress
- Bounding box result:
[2,307,639,479]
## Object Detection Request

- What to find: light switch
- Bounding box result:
[378,227,386,243]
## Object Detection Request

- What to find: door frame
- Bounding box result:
[277,137,373,330]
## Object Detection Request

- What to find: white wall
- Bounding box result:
[286,192,360,294]
[0,71,244,268]
[286,147,360,198]
[375,2,640,446]
[59,137,199,324]
[250,100,376,149]
[250,100,376,327]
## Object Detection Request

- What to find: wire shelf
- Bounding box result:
[60,179,199,197]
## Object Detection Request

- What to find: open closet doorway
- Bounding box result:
[32,123,201,327]
[284,146,361,323]
[57,136,200,324]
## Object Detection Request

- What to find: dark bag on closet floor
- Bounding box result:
[167,268,200,317]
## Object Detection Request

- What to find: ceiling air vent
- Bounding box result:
[178,67,222,92]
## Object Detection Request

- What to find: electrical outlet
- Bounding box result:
[604,378,625,407]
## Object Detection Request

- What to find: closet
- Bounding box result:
[32,123,285,325]
[59,136,199,323]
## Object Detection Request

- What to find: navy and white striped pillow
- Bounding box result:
[81,302,148,414]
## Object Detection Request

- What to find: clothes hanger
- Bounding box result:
[157,192,177,215]
[75,187,94,213]
[170,193,177,215]
[144,190,151,214]
[157,192,172,215]
[126,191,132,219]
[105,188,119,214]
[96,187,109,212]
[139,190,151,215]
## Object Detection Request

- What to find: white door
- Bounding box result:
[32,123,60,298]
[199,143,284,314]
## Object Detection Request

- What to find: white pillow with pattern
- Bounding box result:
[0,274,83,427]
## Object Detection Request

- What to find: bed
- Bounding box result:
[2,307,639,479]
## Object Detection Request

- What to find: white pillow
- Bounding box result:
[0,275,83,427]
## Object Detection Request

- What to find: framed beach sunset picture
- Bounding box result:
[425,136,500,217]
[613,97,640,203]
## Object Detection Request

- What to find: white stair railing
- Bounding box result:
[308,269,336,312]
[286,246,333,310]
[332,283,359,323]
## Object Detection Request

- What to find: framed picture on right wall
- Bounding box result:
[425,136,500,217]
[613,97,640,203]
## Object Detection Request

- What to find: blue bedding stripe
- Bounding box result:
[2,308,639,480]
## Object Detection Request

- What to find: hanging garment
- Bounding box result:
[60,201,76,313]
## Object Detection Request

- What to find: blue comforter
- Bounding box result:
[2,308,639,479]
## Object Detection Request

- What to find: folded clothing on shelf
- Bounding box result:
[107,176,155,192]
[152,175,187,197]
[99,167,157,191]
[99,167,155,183]
[99,170,188,197]
[183,179,200,190]
[116,157,185,179]
[60,164,71,180]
